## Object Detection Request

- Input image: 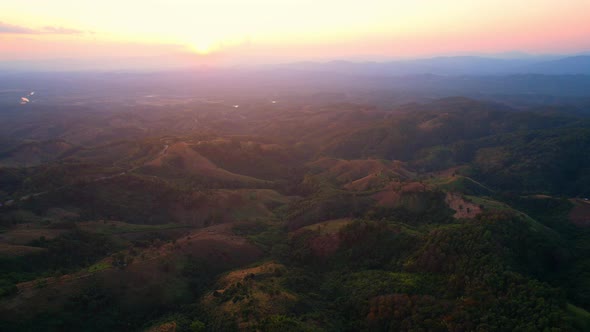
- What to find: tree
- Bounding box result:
[190,320,206,332]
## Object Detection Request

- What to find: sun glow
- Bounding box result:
[1,0,589,66]
[189,40,217,55]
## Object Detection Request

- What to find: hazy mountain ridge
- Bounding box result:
[278,55,590,76]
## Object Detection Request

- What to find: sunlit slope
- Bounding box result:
[137,142,270,186]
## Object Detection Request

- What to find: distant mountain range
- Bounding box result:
[1,53,588,75]
[522,56,590,74]
[278,55,590,76]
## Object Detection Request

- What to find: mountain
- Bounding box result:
[522,56,590,74]
[279,55,590,76]
[280,56,530,76]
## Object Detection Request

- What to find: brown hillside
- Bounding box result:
[140,142,268,185]
[445,192,482,219]
[570,199,590,226]
[0,224,262,321]
[0,140,74,167]
[309,158,412,187]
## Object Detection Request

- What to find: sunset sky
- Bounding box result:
[1,0,589,69]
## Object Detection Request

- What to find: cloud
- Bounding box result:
[0,21,88,35]
[0,22,36,34]
[41,26,86,35]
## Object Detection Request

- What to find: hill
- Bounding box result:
[138,142,270,187]
[0,140,75,167]
[2,96,590,330]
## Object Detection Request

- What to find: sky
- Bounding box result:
[1,0,589,70]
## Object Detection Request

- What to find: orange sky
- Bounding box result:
[1,0,589,69]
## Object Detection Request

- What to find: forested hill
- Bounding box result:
[2,96,590,331]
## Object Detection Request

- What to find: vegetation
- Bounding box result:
[2,97,590,330]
